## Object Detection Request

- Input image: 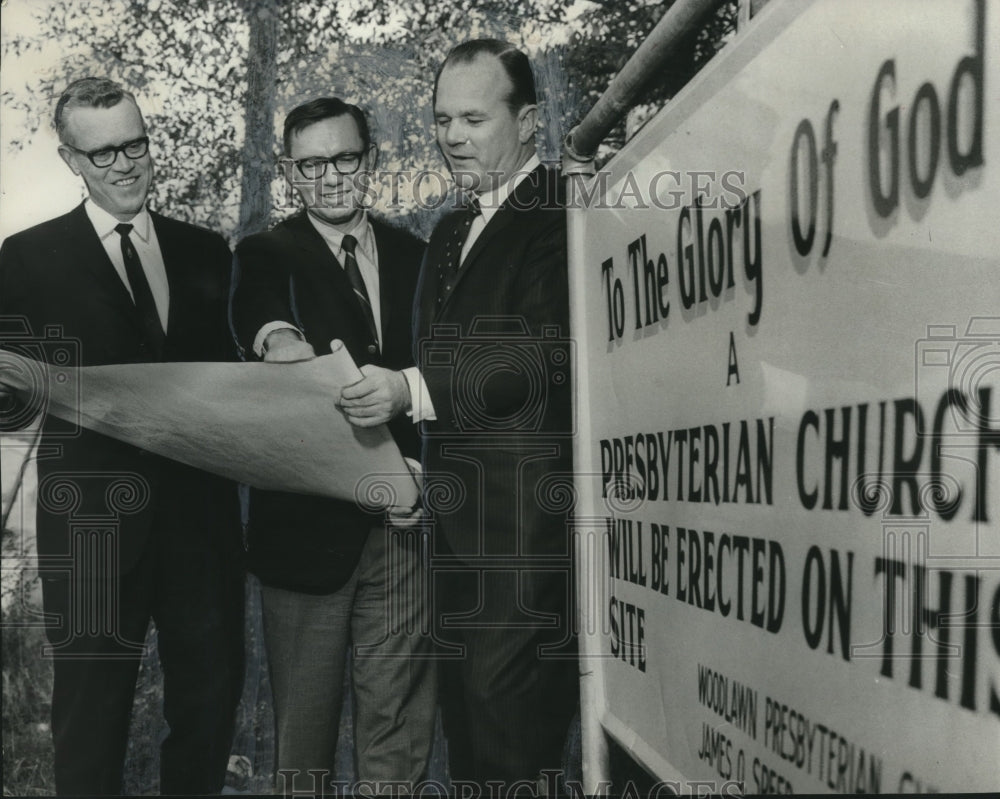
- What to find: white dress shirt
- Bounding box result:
[460,153,540,264]
[85,199,169,332]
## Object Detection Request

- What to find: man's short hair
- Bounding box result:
[55,78,139,143]
[282,97,372,155]
[433,39,537,113]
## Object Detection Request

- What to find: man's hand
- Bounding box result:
[387,503,424,527]
[386,457,424,527]
[339,365,411,427]
[262,329,316,363]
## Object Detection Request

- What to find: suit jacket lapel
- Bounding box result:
[69,203,139,318]
[284,212,373,338]
[285,212,336,263]
[419,210,462,326]
[433,164,546,321]
[414,240,437,340]
[371,221,394,342]
[152,211,180,338]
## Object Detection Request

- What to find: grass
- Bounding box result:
[1,568,277,796]
[2,595,56,796]
[2,567,569,795]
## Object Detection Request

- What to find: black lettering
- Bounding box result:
[798,411,820,509]
[790,119,818,255]
[744,191,763,326]
[869,59,900,217]
[823,406,851,511]
[947,0,985,175]
[891,398,925,515]
[677,206,696,309]
[727,331,741,387]
[908,82,941,199]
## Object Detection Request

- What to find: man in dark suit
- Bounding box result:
[229,97,435,791]
[340,41,577,786]
[0,78,243,795]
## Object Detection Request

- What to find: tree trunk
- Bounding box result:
[236,0,280,241]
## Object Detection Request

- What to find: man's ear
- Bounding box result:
[517,104,539,144]
[58,146,80,176]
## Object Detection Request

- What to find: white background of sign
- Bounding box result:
[570,0,1000,792]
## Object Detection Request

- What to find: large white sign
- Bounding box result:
[570,0,1000,792]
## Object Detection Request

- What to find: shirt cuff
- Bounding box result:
[402,367,436,422]
[253,322,304,358]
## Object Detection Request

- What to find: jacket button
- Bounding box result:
[367,344,377,355]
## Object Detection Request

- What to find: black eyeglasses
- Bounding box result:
[287,151,366,179]
[64,136,150,168]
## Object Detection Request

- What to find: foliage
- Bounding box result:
[2,0,593,240]
[2,590,55,797]
[3,0,247,234]
[1,0,736,240]
[565,0,739,160]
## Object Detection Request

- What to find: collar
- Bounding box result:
[474,154,541,226]
[85,199,153,243]
[306,211,375,261]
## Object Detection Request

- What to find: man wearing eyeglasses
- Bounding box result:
[229,97,435,791]
[0,78,243,794]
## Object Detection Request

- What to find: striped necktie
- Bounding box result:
[341,233,379,349]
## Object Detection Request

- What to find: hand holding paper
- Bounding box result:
[262,329,316,363]
[386,457,424,527]
[339,364,412,427]
[0,343,420,512]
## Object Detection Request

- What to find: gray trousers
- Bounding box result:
[261,526,435,791]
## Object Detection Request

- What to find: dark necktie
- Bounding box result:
[436,196,482,308]
[341,234,379,349]
[115,223,165,358]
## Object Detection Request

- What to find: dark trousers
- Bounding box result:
[40,519,244,795]
[433,556,578,786]
[260,525,436,792]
